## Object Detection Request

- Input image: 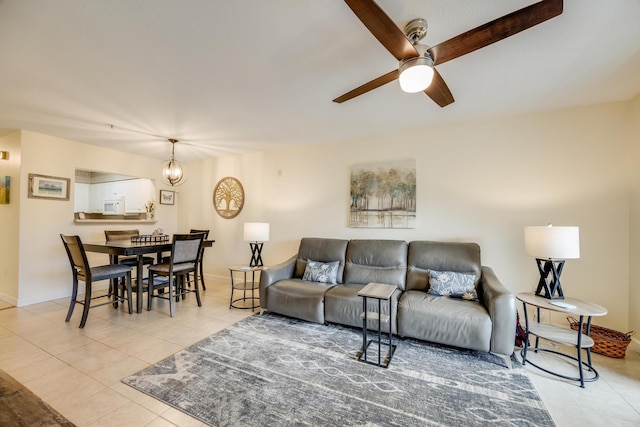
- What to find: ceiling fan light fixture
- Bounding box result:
[399,54,434,93]
[162,138,184,186]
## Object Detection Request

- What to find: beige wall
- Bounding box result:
[1,98,637,338]
[0,131,21,304]
[13,131,179,306]
[186,101,633,332]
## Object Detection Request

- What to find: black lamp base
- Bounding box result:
[534,258,565,300]
[249,242,264,267]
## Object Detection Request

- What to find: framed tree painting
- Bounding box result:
[349,159,416,228]
[213,176,244,219]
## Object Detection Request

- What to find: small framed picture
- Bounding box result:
[160,189,175,205]
[28,173,70,201]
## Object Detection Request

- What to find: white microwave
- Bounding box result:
[104,199,125,215]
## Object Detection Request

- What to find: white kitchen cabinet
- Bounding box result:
[74,182,91,212]
[124,179,155,213]
[89,182,125,213]
[90,182,105,212]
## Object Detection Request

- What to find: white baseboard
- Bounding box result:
[204,273,233,284]
[14,282,109,308]
[4,274,230,308]
[16,290,70,307]
[0,291,18,306]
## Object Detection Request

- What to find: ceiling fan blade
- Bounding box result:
[428,0,563,66]
[344,0,418,61]
[333,69,399,103]
[424,69,454,107]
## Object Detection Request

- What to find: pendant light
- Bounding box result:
[162,138,184,186]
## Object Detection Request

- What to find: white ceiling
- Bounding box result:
[1,0,639,162]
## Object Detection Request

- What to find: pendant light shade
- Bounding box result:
[398,44,434,93]
[399,59,434,93]
[162,139,184,186]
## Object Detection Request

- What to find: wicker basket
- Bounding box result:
[567,316,635,358]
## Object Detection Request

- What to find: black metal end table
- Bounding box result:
[355,282,397,368]
[229,265,262,311]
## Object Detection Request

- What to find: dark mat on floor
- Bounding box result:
[0,368,75,427]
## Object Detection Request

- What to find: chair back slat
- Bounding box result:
[105,229,140,241]
[190,229,209,259]
[190,229,210,239]
[172,233,205,264]
[60,234,91,278]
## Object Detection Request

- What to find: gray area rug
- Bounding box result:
[123,313,555,426]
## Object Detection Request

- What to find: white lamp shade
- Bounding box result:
[399,60,434,93]
[524,225,580,259]
[244,222,269,242]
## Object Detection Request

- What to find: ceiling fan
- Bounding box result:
[333,0,563,107]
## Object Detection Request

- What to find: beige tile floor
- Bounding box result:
[0,279,639,426]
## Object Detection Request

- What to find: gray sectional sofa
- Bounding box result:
[259,238,516,367]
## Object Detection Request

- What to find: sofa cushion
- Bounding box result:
[266,279,333,324]
[343,239,407,290]
[427,270,478,301]
[294,238,348,283]
[398,290,491,352]
[406,241,481,291]
[324,283,399,334]
[302,260,340,284]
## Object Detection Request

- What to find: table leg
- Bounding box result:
[243,271,247,301]
[586,317,594,370]
[136,255,144,313]
[534,307,541,351]
[229,270,234,308]
[577,315,585,388]
[521,301,529,365]
[388,296,393,363]
[377,298,382,366]
[251,270,256,311]
[362,296,368,362]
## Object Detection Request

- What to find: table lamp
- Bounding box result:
[524,225,580,300]
[244,222,269,267]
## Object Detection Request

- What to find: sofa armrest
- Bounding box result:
[480,266,516,356]
[259,255,297,309]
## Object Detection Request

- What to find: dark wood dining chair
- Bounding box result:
[188,229,209,290]
[147,233,205,317]
[104,229,155,297]
[104,229,155,266]
[60,234,133,328]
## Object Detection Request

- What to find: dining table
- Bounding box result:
[83,237,214,313]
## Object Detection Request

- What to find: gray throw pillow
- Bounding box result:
[302,260,339,284]
[427,270,478,301]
